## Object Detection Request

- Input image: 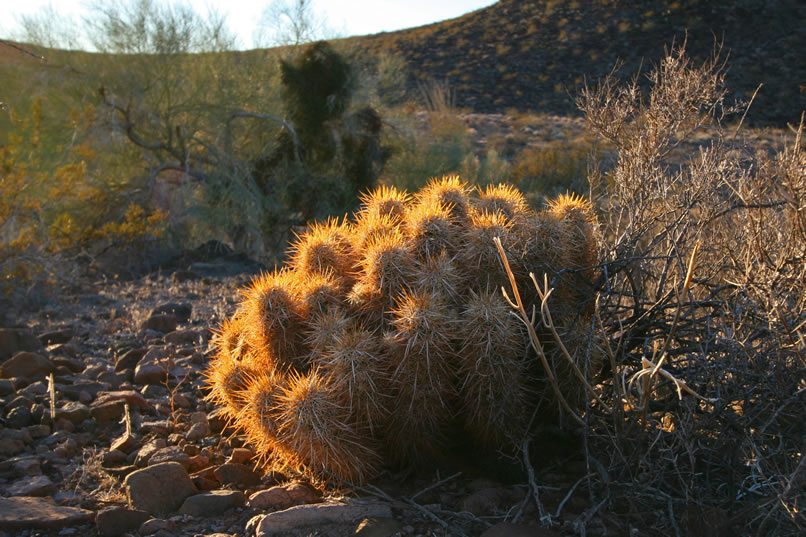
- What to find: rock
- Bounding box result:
[1,455,42,476]
[355,517,404,537]
[0,496,94,530]
[148,446,190,470]
[7,475,56,497]
[0,351,53,379]
[479,522,562,537]
[110,430,139,454]
[151,303,192,324]
[50,355,83,373]
[247,482,322,510]
[213,462,261,487]
[39,327,74,346]
[95,507,151,537]
[178,489,245,517]
[55,401,90,425]
[115,348,147,372]
[133,439,167,467]
[227,447,253,465]
[26,424,51,439]
[0,378,15,395]
[124,461,197,516]
[0,437,26,457]
[140,419,172,436]
[253,500,393,535]
[139,518,177,535]
[133,348,169,385]
[103,449,129,466]
[0,328,43,362]
[90,400,127,423]
[164,328,202,345]
[461,486,522,516]
[6,405,33,428]
[142,314,177,334]
[185,421,210,441]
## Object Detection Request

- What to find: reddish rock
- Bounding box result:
[142,314,177,334]
[0,352,53,379]
[164,329,202,345]
[111,431,139,454]
[247,482,322,510]
[0,496,93,530]
[213,462,261,487]
[228,447,254,465]
[148,446,190,469]
[124,462,196,516]
[95,507,151,537]
[114,348,147,372]
[179,489,245,517]
[7,475,56,497]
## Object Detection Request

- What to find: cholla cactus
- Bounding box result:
[205,177,601,484]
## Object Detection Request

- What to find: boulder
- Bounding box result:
[123,462,196,516]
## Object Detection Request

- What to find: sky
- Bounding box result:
[2,0,498,49]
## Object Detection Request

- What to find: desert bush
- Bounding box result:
[510,138,595,201]
[574,42,806,536]
[0,98,165,292]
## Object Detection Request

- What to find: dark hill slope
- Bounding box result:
[349,0,805,126]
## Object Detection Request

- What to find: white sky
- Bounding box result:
[2,0,497,49]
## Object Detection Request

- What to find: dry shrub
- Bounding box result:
[571,41,806,536]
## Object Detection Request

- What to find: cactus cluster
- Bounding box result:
[205,176,601,484]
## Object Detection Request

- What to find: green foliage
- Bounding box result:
[255,41,387,230]
[510,139,595,201]
[0,98,164,289]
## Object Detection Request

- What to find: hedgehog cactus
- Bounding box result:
[205,176,601,484]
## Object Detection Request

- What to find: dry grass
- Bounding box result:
[512,42,806,536]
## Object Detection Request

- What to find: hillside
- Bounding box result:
[348,0,806,126]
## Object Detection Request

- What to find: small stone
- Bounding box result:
[185,421,210,441]
[115,348,147,372]
[103,449,129,466]
[0,378,15,395]
[89,400,127,423]
[164,329,201,345]
[0,437,26,457]
[95,507,151,537]
[213,462,261,487]
[140,419,172,436]
[139,518,176,536]
[148,446,190,470]
[178,489,245,517]
[6,405,33,428]
[228,447,253,465]
[0,328,43,361]
[39,327,74,346]
[55,401,90,425]
[254,500,393,535]
[150,303,192,324]
[124,462,197,516]
[111,431,139,454]
[187,454,210,472]
[247,482,322,510]
[133,348,169,385]
[142,314,177,334]
[133,439,167,467]
[0,496,93,530]
[26,424,51,439]
[355,517,404,537]
[7,475,56,497]
[0,351,53,379]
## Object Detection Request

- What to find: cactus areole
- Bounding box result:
[205,177,601,484]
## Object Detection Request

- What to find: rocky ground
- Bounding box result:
[0,240,592,537]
